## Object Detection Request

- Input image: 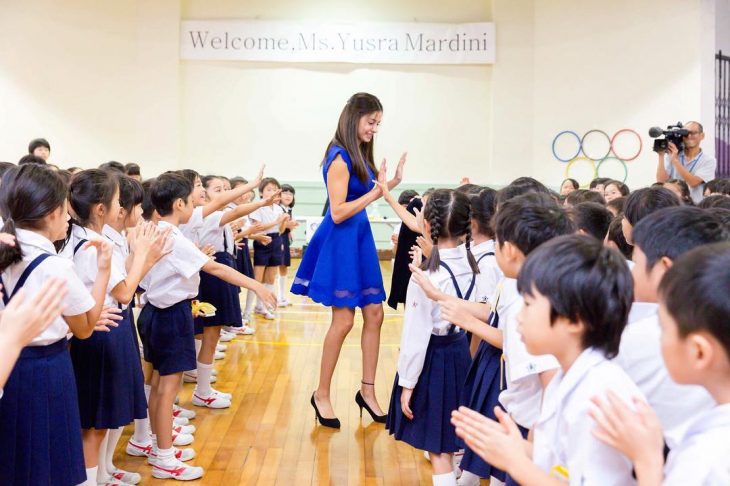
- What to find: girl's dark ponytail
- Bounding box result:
[0,165,67,272]
[0,217,22,273]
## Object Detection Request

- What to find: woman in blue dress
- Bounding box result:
[292,92,406,428]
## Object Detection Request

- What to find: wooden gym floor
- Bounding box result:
[115,260,481,485]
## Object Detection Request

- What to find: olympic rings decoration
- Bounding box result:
[551,130,582,163]
[564,157,597,187]
[580,129,612,161]
[552,128,643,184]
[610,128,643,161]
[596,157,628,183]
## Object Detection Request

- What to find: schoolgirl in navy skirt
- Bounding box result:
[0,164,111,486]
[386,188,480,485]
[277,184,297,306]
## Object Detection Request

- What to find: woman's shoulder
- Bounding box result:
[325,144,353,168]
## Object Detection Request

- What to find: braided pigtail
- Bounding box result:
[422,190,451,272]
[464,209,480,274]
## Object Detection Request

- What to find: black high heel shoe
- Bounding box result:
[355,382,387,424]
[310,392,341,429]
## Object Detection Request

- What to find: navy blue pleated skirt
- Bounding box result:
[236,239,254,278]
[138,299,196,376]
[281,231,292,267]
[195,251,243,330]
[386,331,470,453]
[70,308,147,429]
[458,340,506,481]
[0,339,86,486]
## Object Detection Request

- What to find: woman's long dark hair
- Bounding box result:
[0,164,68,271]
[322,92,382,183]
[421,189,479,274]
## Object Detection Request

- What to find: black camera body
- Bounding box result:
[649,122,689,152]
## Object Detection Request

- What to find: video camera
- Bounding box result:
[648,122,689,152]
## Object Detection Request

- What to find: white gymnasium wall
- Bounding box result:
[0,0,718,188]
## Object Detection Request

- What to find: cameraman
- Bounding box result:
[656,121,716,203]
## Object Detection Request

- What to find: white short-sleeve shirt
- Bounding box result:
[534,348,644,485]
[102,225,130,310]
[72,226,126,308]
[663,150,717,203]
[140,221,209,309]
[397,246,478,389]
[249,204,284,228]
[179,206,205,243]
[663,404,730,485]
[615,302,714,440]
[0,229,95,346]
[498,278,561,429]
[470,239,503,304]
[195,210,227,253]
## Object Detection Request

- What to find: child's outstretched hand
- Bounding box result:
[451,406,529,472]
[93,306,123,332]
[255,283,277,311]
[264,189,283,207]
[439,299,479,332]
[589,391,665,469]
[252,165,265,186]
[415,236,432,259]
[400,387,414,420]
[0,278,67,345]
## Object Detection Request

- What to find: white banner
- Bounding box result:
[180,20,495,65]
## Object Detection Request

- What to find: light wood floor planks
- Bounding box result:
[115,260,487,485]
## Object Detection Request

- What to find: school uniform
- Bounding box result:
[69,225,147,430]
[533,347,644,485]
[103,224,140,352]
[498,278,561,430]
[386,246,476,453]
[470,239,503,305]
[663,403,730,485]
[138,221,209,375]
[194,210,242,329]
[0,229,95,486]
[458,273,506,481]
[249,204,284,267]
[235,216,254,278]
[615,302,715,441]
[280,205,293,267]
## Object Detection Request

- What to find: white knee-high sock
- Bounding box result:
[432,471,456,486]
[278,274,287,299]
[195,361,213,396]
[105,427,124,476]
[96,432,110,481]
[83,466,98,486]
[132,385,152,443]
[244,290,256,314]
[194,338,202,359]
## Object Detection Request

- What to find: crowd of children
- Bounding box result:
[380,174,730,485]
[0,139,300,484]
[2,135,730,485]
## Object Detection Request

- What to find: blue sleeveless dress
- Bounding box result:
[291,145,386,308]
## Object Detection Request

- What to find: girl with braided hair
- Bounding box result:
[386,189,479,486]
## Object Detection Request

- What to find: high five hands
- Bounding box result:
[372,152,407,199]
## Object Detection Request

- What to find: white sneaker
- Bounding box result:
[258,309,275,320]
[216,343,227,352]
[205,387,232,400]
[172,432,194,446]
[277,298,290,307]
[107,468,142,485]
[456,471,481,486]
[219,330,235,342]
[151,458,204,480]
[173,416,189,426]
[173,424,196,435]
[192,391,231,409]
[173,404,197,420]
[223,325,255,335]
[126,438,153,457]
[98,480,129,486]
[147,447,196,464]
[214,350,225,360]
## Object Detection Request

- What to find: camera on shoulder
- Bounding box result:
[649,122,689,152]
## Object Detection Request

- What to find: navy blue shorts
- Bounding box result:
[253,233,283,267]
[138,300,196,376]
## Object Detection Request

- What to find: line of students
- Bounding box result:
[0,163,298,485]
[383,177,730,485]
